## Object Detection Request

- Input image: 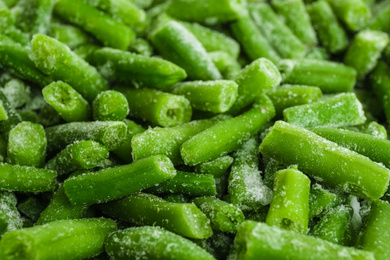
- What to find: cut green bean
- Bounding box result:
[284,93,366,128]
[150,20,221,81]
[0,218,117,260]
[42,81,91,122]
[13,0,52,35]
[63,155,176,205]
[54,0,135,50]
[92,90,128,121]
[88,47,187,88]
[116,86,192,127]
[195,156,233,178]
[259,121,390,200]
[0,191,22,235]
[50,22,92,50]
[369,0,390,32]
[344,30,389,79]
[106,226,215,260]
[30,34,109,102]
[235,220,374,260]
[128,38,153,57]
[45,121,127,153]
[209,51,241,80]
[279,59,357,93]
[98,192,213,239]
[309,183,344,219]
[1,78,30,109]
[7,121,46,167]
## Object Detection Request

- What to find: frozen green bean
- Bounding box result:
[50,22,92,50]
[309,183,344,219]
[195,156,233,178]
[92,90,128,121]
[0,191,22,235]
[13,0,53,35]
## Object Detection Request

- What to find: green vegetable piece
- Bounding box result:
[307,1,349,54]
[50,22,92,50]
[259,121,390,200]
[284,93,366,128]
[209,51,241,80]
[371,61,390,125]
[63,155,176,205]
[0,218,117,260]
[128,38,153,57]
[228,58,281,115]
[312,205,353,245]
[150,20,221,81]
[326,0,372,31]
[88,47,187,89]
[106,226,215,260]
[42,81,91,122]
[30,34,109,102]
[170,80,238,113]
[116,87,192,127]
[195,156,233,178]
[230,17,280,64]
[263,158,286,189]
[193,196,245,233]
[7,121,46,167]
[13,0,52,35]
[250,3,306,59]
[45,121,127,153]
[357,200,390,259]
[165,0,246,25]
[146,171,216,196]
[17,196,47,222]
[131,115,228,164]
[279,59,357,93]
[2,78,30,109]
[54,0,135,50]
[369,0,390,32]
[309,183,344,219]
[92,90,128,121]
[267,84,322,117]
[344,30,389,79]
[0,163,57,192]
[235,220,375,260]
[181,95,275,166]
[305,47,330,61]
[266,167,310,234]
[0,90,21,136]
[271,0,317,47]
[98,192,213,239]
[228,137,272,211]
[45,140,109,176]
[0,191,22,235]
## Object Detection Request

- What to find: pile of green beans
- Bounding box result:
[0,0,390,259]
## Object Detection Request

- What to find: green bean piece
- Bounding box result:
[13,0,52,35]
[0,89,21,136]
[50,22,92,49]
[146,171,216,196]
[106,226,215,260]
[7,121,46,167]
[326,0,372,31]
[112,120,145,163]
[92,90,128,121]
[128,38,153,57]
[170,80,238,113]
[312,205,353,245]
[38,103,63,127]
[228,137,272,211]
[307,1,349,54]
[259,121,390,200]
[45,121,127,153]
[45,140,109,176]
[35,184,89,225]
[2,27,30,46]
[279,59,357,93]
[305,47,330,61]
[64,155,176,205]
[162,194,190,204]
[369,0,390,32]
[42,81,91,122]
[358,121,387,139]
[230,17,280,64]
[250,3,306,59]
[116,87,192,127]
[150,21,221,81]
[73,44,100,61]
[131,115,228,164]
[344,30,389,79]
[0,218,117,260]
[284,93,366,128]
[54,0,135,50]
[16,109,38,123]
[30,34,109,102]
[227,58,281,115]
[271,0,317,47]
[195,156,233,178]
[180,21,240,59]
[309,183,344,219]
[165,0,246,25]
[0,35,52,87]
[357,200,390,259]
[266,168,310,234]
[267,85,322,117]
[0,163,56,192]
[193,196,244,233]
[263,158,286,189]
[98,192,213,239]
[371,61,390,125]
[1,78,30,109]
[181,95,275,166]
[17,196,47,222]
[235,220,375,260]
[209,51,241,80]
[88,47,187,88]
[0,191,22,235]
